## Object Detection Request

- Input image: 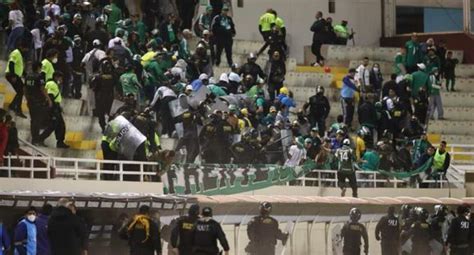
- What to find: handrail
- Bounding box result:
[0,155,465,188]
[18,137,50,158]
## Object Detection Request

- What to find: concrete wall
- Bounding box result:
[229,0,383,64]
[0,178,466,198]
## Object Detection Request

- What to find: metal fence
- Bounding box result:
[0,154,465,188]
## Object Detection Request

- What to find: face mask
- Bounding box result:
[27,215,36,222]
[52,58,58,64]
[373,68,379,72]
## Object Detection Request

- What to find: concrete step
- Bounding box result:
[428,120,474,136]
[440,107,474,121]
[442,92,474,107]
[14,114,101,137]
[452,78,474,92]
[189,38,265,56]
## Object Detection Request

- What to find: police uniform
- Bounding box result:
[246,215,287,255]
[24,72,48,143]
[341,221,369,255]
[410,220,432,255]
[175,110,200,163]
[191,218,230,255]
[38,79,67,146]
[447,216,470,255]
[375,214,400,255]
[170,215,199,255]
[304,93,330,137]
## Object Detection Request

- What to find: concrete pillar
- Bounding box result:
[383,0,397,37]
[463,0,472,33]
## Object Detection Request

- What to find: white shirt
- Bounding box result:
[356,64,370,87]
[81,48,106,76]
[284,145,306,167]
[9,10,24,29]
[31,28,43,49]
[150,87,177,107]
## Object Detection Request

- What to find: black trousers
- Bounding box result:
[6,73,24,113]
[311,41,325,64]
[72,72,83,99]
[341,97,355,128]
[309,115,326,137]
[28,102,45,142]
[268,82,283,102]
[39,106,66,143]
[176,0,197,29]
[101,141,118,180]
[450,246,470,255]
[176,134,200,163]
[215,37,233,67]
[158,96,176,137]
[337,171,358,197]
[381,242,399,255]
[343,247,361,255]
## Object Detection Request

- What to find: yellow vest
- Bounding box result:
[275,17,285,29]
[433,149,446,170]
[259,13,276,32]
[41,59,55,81]
[45,80,62,103]
[5,49,24,77]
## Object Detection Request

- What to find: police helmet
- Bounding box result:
[400,204,413,219]
[202,207,213,217]
[349,208,361,222]
[228,104,238,113]
[248,52,257,61]
[244,128,259,140]
[260,201,272,214]
[415,207,429,221]
[434,204,448,217]
[343,139,351,146]
[357,126,370,137]
[317,86,325,94]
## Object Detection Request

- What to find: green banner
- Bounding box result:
[162,161,317,195]
[162,157,434,195]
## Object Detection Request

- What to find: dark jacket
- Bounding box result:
[369,70,383,91]
[48,206,86,255]
[170,215,199,254]
[358,101,377,128]
[191,218,230,254]
[239,62,266,84]
[375,215,400,244]
[36,214,51,255]
[266,59,286,85]
[310,18,326,43]
[120,214,161,255]
[211,15,236,39]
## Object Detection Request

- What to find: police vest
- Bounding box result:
[433,149,446,171]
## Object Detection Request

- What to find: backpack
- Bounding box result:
[89,49,101,74]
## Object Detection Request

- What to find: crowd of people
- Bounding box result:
[1,2,458,192]
[0,198,472,255]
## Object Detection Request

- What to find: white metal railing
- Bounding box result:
[0,155,466,188]
[292,168,464,189]
[18,137,50,158]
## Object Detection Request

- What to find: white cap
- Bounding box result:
[203,30,210,35]
[417,63,426,70]
[171,67,183,77]
[199,73,209,81]
[185,85,193,91]
[73,13,82,20]
[228,72,241,83]
[93,39,101,46]
[219,73,229,83]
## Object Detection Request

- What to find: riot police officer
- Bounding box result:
[171,204,201,255]
[447,204,471,255]
[246,202,288,255]
[303,85,331,137]
[375,206,400,255]
[231,129,265,164]
[404,207,432,255]
[430,204,449,255]
[341,208,369,255]
[400,204,415,255]
[191,207,230,255]
[200,111,232,163]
